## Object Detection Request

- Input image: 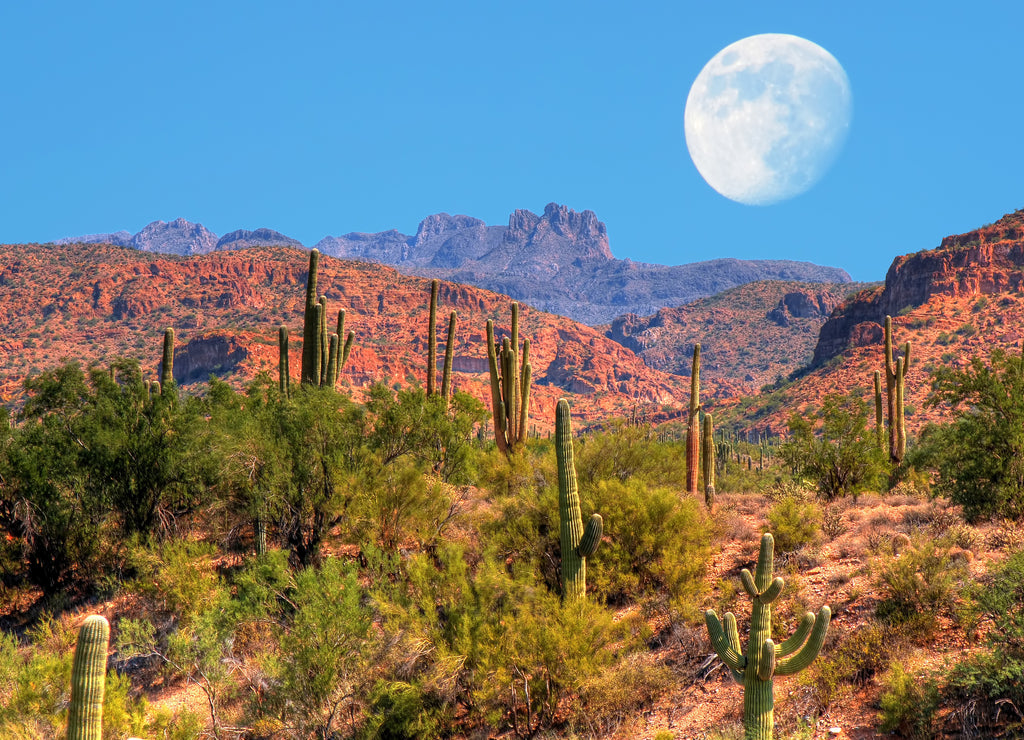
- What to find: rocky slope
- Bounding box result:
[604,281,872,396]
[0,242,694,427]
[58,204,852,325]
[726,208,1024,435]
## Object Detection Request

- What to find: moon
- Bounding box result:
[684,34,852,206]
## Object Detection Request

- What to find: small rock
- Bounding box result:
[829,727,842,736]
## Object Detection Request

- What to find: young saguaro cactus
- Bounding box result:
[67,614,110,740]
[486,302,531,456]
[160,327,175,394]
[555,399,603,601]
[686,343,701,494]
[279,325,291,399]
[702,412,715,508]
[705,533,831,740]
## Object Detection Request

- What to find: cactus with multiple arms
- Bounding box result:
[705,533,831,740]
[686,343,701,494]
[883,315,911,464]
[67,614,110,740]
[702,412,715,508]
[555,398,602,601]
[297,249,354,388]
[486,302,531,456]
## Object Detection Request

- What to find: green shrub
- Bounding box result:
[875,537,967,633]
[879,663,940,738]
[802,621,901,711]
[766,496,822,552]
[361,680,450,740]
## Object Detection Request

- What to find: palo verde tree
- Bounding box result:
[913,347,1024,520]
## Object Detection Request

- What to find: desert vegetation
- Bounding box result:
[1,253,1024,740]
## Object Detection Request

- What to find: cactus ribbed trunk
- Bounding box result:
[883,316,911,465]
[160,327,174,393]
[442,310,457,399]
[705,533,831,740]
[427,279,439,396]
[279,325,290,399]
[702,413,715,508]
[326,333,339,389]
[873,370,884,453]
[67,615,110,740]
[486,303,532,457]
[301,249,321,385]
[254,517,267,556]
[555,399,602,601]
[686,344,701,494]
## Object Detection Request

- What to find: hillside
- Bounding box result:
[58,203,852,325]
[604,280,874,396]
[0,242,691,427]
[726,208,1024,435]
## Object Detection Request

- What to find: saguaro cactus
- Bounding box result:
[883,315,911,464]
[686,343,701,494]
[705,533,831,740]
[486,302,531,456]
[702,412,715,508]
[873,370,884,453]
[555,399,602,601]
[301,249,321,385]
[427,279,439,396]
[160,327,174,394]
[67,614,110,740]
[442,310,457,399]
[279,325,291,399]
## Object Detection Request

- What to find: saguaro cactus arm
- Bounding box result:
[706,609,747,674]
[67,614,110,740]
[775,606,831,676]
[577,513,603,557]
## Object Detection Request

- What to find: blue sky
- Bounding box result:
[2,1,1022,281]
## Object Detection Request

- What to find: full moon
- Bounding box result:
[684,34,852,206]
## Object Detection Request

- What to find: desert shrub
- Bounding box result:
[766,496,822,552]
[586,479,713,616]
[875,537,967,633]
[361,680,451,740]
[802,621,901,711]
[575,421,685,488]
[946,547,1024,730]
[878,664,941,739]
[574,655,672,736]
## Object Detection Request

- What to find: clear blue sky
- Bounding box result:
[2,1,1022,281]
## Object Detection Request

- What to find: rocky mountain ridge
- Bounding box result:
[57,203,851,325]
[0,242,694,427]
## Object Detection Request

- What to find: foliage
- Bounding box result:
[874,536,967,633]
[765,495,822,552]
[780,393,887,500]
[913,348,1024,520]
[878,664,941,738]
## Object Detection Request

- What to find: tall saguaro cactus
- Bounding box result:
[160,327,175,394]
[555,399,603,601]
[883,315,911,464]
[301,249,322,386]
[486,302,531,456]
[686,343,701,494]
[67,615,110,740]
[279,325,291,399]
[702,412,715,508]
[705,533,831,740]
[427,279,439,396]
[442,310,457,399]
[873,370,884,453]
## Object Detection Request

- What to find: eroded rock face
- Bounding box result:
[173,334,249,384]
[812,209,1024,366]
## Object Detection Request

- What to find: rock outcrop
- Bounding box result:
[812,209,1024,366]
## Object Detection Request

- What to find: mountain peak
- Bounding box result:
[132,219,218,256]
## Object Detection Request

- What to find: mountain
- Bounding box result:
[59,204,851,326]
[604,280,873,396]
[0,242,694,426]
[726,208,1024,435]
[58,220,301,256]
[315,202,853,325]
